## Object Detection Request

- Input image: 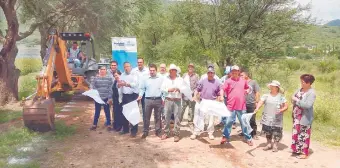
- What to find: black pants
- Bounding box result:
[122,93,139,135]
[112,100,123,131]
[246,103,257,136]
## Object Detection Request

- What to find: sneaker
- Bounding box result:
[247,140,254,146]
[89,125,97,131]
[119,131,129,135]
[190,134,197,140]
[130,133,137,138]
[208,134,215,140]
[107,126,113,131]
[141,133,148,139]
[174,136,180,142]
[220,137,229,144]
[161,134,169,140]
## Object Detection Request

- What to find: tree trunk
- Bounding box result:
[0,0,20,105]
[0,46,20,104]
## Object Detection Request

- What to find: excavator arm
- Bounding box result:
[36,33,74,99]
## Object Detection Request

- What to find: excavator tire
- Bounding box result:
[23,98,55,132]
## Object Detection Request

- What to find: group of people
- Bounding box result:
[89,58,316,159]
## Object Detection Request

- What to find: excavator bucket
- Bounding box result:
[23,98,56,132]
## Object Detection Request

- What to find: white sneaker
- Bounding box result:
[208,134,215,140]
[190,134,197,140]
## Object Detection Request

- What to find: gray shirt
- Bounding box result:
[246,80,260,104]
[90,76,114,100]
[260,93,287,127]
[293,88,316,126]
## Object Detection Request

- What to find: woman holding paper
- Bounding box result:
[254,80,288,152]
[89,66,114,131]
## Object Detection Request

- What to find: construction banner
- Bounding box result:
[111,37,138,72]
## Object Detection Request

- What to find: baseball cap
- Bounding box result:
[225,66,232,74]
[208,67,215,73]
[231,65,240,71]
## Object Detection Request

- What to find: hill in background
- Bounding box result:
[325,19,340,26]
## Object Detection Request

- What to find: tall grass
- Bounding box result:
[15,58,42,76]
[18,74,37,100]
[252,58,340,146]
[0,109,22,124]
[16,58,42,99]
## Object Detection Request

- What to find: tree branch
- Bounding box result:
[16,21,42,41]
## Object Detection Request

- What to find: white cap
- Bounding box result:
[231,65,240,71]
[267,80,285,93]
[169,64,177,71]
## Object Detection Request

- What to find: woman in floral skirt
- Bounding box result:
[291,74,316,159]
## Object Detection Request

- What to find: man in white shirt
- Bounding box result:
[132,58,149,122]
[161,64,184,142]
[118,62,139,137]
[158,63,168,78]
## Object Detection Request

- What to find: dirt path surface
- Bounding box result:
[38,95,340,168]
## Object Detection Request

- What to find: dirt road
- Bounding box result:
[37,95,340,168]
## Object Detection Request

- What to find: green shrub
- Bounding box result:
[15,58,42,76]
[282,59,301,71]
[318,60,338,73]
[296,53,313,60]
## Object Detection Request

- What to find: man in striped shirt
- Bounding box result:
[89,66,114,131]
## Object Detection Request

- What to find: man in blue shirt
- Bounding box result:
[138,64,164,138]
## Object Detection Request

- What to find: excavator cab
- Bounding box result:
[61,32,98,78]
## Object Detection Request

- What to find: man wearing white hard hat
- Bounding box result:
[221,65,254,146]
[161,64,185,142]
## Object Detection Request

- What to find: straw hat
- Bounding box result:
[267,80,285,93]
[169,64,177,71]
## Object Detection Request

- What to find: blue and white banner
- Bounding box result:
[112,37,138,72]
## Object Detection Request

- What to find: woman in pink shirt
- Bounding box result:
[221,65,253,146]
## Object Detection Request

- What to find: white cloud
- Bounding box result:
[296,0,340,24]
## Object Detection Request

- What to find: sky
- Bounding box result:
[296,0,340,24]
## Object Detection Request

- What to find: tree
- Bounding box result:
[0,0,20,105]
[0,0,57,105]
[135,0,310,71]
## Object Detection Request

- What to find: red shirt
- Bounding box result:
[223,77,249,111]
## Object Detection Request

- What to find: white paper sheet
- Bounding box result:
[180,82,193,101]
[193,101,204,131]
[122,100,140,126]
[82,89,106,104]
[241,113,255,135]
[199,99,231,117]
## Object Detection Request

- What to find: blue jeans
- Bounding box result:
[93,98,111,126]
[67,58,81,68]
[222,110,252,141]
